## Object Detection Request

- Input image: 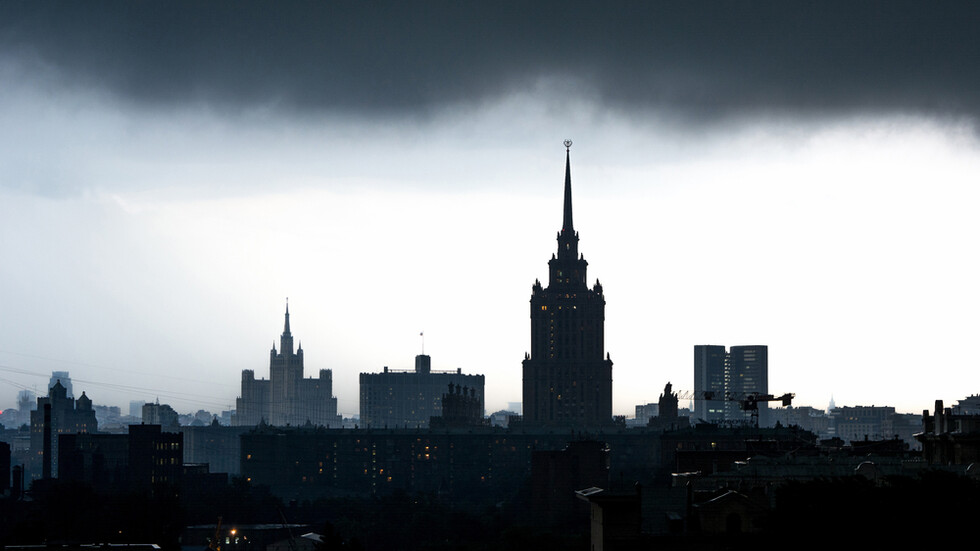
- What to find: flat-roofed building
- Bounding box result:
[359,354,484,428]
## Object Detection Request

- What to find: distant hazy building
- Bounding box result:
[129,400,146,418]
[633,403,659,426]
[233,304,342,428]
[359,354,484,428]
[489,409,519,428]
[770,406,831,435]
[48,371,73,399]
[0,390,37,429]
[17,390,36,413]
[142,402,180,430]
[693,345,769,425]
[833,405,896,443]
[93,405,122,428]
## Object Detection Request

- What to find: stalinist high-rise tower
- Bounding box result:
[522,142,613,429]
[234,303,342,428]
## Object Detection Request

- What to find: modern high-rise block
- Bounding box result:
[233,304,342,428]
[522,145,613,429]
[726,345,769,424]
[693,344,769,425]
[693,345,727,422]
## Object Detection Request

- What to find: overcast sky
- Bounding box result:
[2,2,979,418]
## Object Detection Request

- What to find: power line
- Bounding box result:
[0,349,240,390]
[0,364,234,410]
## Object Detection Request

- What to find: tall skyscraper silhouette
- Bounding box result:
[522,143,613,428]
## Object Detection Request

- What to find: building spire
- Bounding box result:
[283,299,291,336]
[562,139,574,233]
[280,299,294,356]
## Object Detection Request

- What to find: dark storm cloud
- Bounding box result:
[3,1,980,121]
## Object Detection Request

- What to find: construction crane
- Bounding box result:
[673,390,796,427]
[208,516,223,551]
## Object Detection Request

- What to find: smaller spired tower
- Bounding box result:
[522,141,613,429]
[234,302,341,428]
[269,302,304,424]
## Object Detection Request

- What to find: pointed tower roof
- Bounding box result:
[283,300,291,337]
[76,391,92,411]
[50,379,68,400]
[562,140,574,233]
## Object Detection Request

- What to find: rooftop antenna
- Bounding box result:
[420,331,425,355]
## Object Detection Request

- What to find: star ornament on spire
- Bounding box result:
[563,139,572,151]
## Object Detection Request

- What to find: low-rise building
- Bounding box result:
[58,424,183,492]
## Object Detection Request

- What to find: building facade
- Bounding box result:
[726,345,769,424]
[522,144,613,429]
[832,405,896,443]
[239,425,664,504]
[954,394,980,415]
[359,354,484,428]
[632,403,659,426]
[59,424,183,491]
[693,345,727,423]
[918,399,980,465]
[142,401,180,429]
[29,380,98,479]
[233,305,342,428]
[431,383,488,429]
